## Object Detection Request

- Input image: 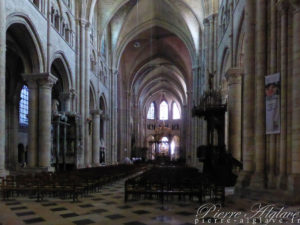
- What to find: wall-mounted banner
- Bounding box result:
[265,73,280,134]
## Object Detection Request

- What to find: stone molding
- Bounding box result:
[91,109,102,116]
[290,0,300,12]
[59,91,73,101]
[203,13,218,24]
[277,0,290,13]
[23,73,58,89]
[225,67,243,85]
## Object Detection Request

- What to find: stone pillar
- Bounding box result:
[92,110,101,166]
[78,18,87,168]
[37,73,57,169]
[0,0,8,176]
[226,68,242,161]
[289,0,300,193]
[267,0,279,189]
[250,0,267,189]
[84,21,91,168]
[22,76,38,168]
[203,18,210,90]
[236,0,255,188]
[278,0,289,189]
[186,91,193,165]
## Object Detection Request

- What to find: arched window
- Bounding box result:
[159,137,169,154]
[171,140,175,155]
[54,13,60,30]
[65,26,70,43]
[19,85,29,126]
[33,0,40,8]
[172,102,180,119]
[100,97,105,140]
[62,23,65,36]
[90,51,96,72]
[147,102,155,119]
[159,101,168,120]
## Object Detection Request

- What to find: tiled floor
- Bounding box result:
[0,177,200,225]
[1,178,300,225]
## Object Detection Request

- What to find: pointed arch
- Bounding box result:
[159,100,169,120]
[6,13,46,72]
[50,51,73,92]
[172,102,181,120]
[89,82,97,110]
[147,102,156,120]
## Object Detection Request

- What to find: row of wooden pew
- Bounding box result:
[125,166,225,204]
[0,165,143,202]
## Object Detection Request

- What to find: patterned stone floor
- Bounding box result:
[0,177,200,225]
[1,177,300,225]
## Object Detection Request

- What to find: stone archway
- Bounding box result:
[50,55,73,113]
[5,22,42,171]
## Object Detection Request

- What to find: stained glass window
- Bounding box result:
[172,102,180,119]
[171,140,175,155]
[160,101,168,120]
[147,102,155,119]
[19,85,29,126]
[159,137,169,154]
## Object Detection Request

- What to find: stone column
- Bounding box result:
[236,0,255,188]
[203,18,210,90]
[186,91,193,165]
[37,73,57,169]
[278,0,289,189]
[226,68,242,161]
[250,0,267,189]
[0,0,7,176]
[289,0,300,193]
[91,110,101,166]
[84,21,91,168]
[267,0,279,189]
[78,18,87,168]
[22,76,38,168]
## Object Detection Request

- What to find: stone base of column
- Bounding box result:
[250,173,266,189]
[234,186,300,204]
[39,167,55,172]
[235,171,252,189]
[277,174,287,190]
[93,163,100,167]
[267,173,276,188]
[288,174,300,194]
[0,169,9,177]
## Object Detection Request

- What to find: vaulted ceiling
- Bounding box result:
[82,0,218,110]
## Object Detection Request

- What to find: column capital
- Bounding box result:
[290,0,300,12]
[59,90,74,101]
[91,109,102,116]
[23,73,57,88]
[186,91,193,96]
[192,66,200,72]
[22,75,38,89]
[113,70,119,77]
[101,114,109,121]
[77,18,90,28]
[38,73,58,88]
[204,13,218,24]
[70,88,77,97]
[277,0,290,14]
[225,68,243,85]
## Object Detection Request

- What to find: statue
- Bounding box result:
[52,99,60,114]
[209,72,214,90]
